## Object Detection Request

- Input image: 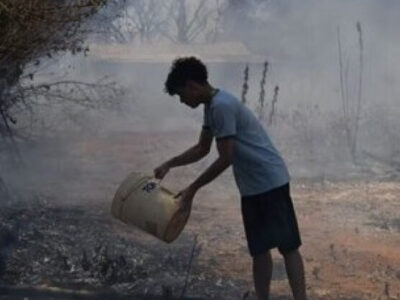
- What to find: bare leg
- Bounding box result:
[282,249,308,300]
[252,251,273,300]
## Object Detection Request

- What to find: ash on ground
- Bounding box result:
[0,198,247,300]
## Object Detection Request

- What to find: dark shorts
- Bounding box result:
[241,183,302,257]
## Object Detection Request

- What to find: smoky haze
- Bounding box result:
[1,2,400,299]
[2,0,400,203]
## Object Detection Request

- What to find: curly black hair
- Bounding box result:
[164,56,208,96]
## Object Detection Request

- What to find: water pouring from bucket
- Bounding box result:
[111,172,190,243]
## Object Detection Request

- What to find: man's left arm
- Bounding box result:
[175,137,234,208]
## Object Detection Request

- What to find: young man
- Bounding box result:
[154,57,308,300]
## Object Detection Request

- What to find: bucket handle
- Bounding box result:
[148,176,163,186]
[146,177,177,199]
[144,177,164,191]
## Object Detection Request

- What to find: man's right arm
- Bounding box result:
[168,127,213,167]
[154,128,213,178]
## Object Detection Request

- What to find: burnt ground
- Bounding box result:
[0,131,399,299]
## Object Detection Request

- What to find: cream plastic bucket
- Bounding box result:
[111,172,190,243]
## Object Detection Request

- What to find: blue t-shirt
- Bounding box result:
[203,89,290,197]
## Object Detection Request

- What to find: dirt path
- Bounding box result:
[184,181,400,299]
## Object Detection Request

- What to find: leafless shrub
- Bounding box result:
[249,61,279,127]
[11,77,124,139]
[0,1,96,135]
[161,0,224,44]
[241,64,249,104]
[337,22,364,164]
[268,85,279,126]
[257,61,268,121]
[0,0,125,145]
[109,0,166,43]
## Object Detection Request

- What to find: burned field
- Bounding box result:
[0,131,399,300]
[0,202,238,299]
